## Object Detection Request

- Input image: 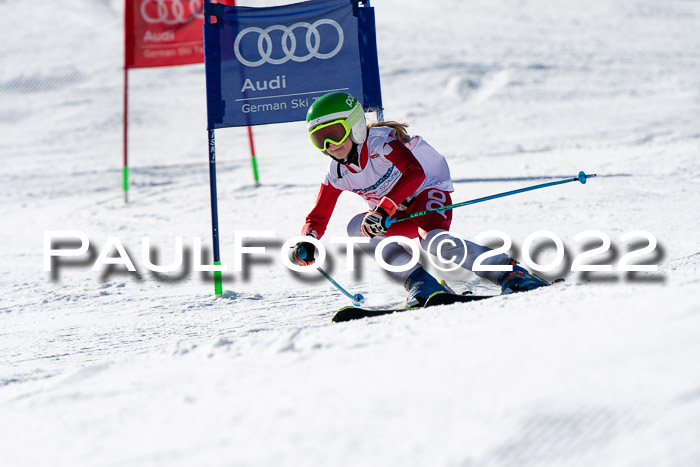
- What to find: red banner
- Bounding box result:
[125,0,206,69]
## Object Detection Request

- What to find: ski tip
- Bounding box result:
[332,306,360,322]
[332,305,410,322]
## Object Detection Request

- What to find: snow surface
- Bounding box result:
[2,0,700,466]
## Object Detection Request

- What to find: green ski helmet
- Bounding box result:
[307,92,367,153]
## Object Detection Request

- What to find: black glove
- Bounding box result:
[291,238,316,266]
[361,206,392,238]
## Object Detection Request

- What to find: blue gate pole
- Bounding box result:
[204,0,222,295]
[208,128,223,295]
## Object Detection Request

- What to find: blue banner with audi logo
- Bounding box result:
[203,0,382,129]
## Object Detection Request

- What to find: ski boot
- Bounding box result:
[497,260,549,294]
[404,267,449,306]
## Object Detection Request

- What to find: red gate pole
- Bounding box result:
[229,0,260,186]
[123,65,129,203]
[247,126,260,186]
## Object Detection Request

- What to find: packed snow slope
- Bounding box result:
[2,0,700,466]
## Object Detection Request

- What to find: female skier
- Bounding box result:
[291,91,547,304]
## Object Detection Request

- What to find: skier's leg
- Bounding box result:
[419,229,511,284]
[347,213,420,283]
[419,230,548,293]
[347,213,447,303]
[409,189,547,293]
[404,189,506,283]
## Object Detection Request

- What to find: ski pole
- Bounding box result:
[316,266,366,306]
[387,171,596,226]
[297,248,366,306]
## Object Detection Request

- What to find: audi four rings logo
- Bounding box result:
[140,0,203,25]
[234,19,345,67]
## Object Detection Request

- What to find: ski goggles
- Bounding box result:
[309,119,351,151]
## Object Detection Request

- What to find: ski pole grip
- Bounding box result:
[385,217,396,227]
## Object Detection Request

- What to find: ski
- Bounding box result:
[331,291,498,323]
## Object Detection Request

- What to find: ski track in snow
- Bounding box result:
[2,0,700,466]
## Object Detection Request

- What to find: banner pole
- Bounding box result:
[208,128,223,295]
[123,66,129,204]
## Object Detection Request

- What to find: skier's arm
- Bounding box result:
[302,181,342,239]
[378,140,426,215]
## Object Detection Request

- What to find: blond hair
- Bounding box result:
[368,121,411,144]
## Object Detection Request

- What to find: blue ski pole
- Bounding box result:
[297,248,365,306]
[316,266,366,306]
[387,171,596,227]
